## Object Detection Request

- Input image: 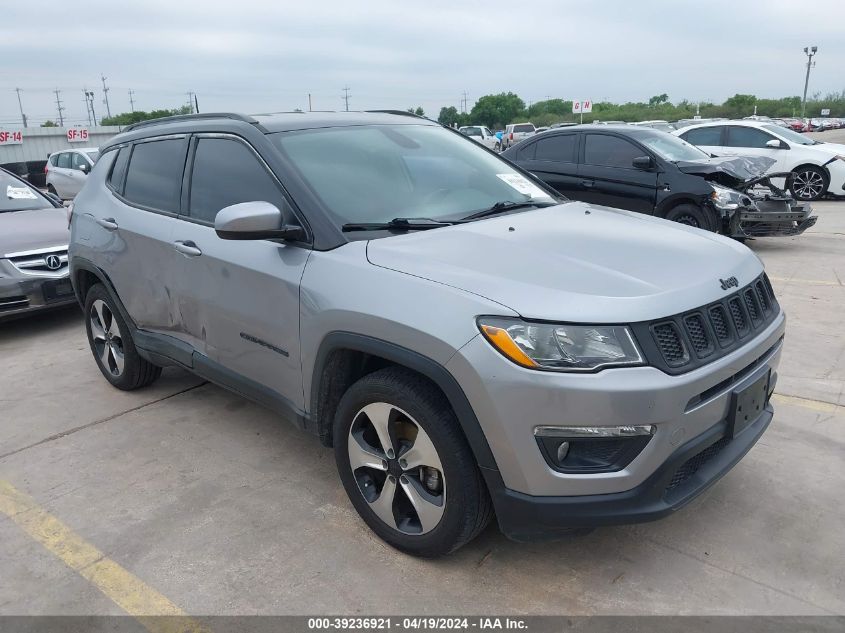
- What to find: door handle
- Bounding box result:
[96,217,118,231]
[579,180,595,188]
[174,240,202,257]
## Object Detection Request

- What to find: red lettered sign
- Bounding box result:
[67,127,89,143]
[0,129,24,145]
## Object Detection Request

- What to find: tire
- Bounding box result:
[790,166,828,201]
[333,367,492,557]
[83,284,161,390]
[664,203,717,232]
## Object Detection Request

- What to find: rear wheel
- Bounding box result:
[790,166,827,201]
[664,203,717,232]
[333,367,492,557]
[84,284,161,390]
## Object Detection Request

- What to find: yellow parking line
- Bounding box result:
[768,276,842,287]
[772,393,842,414]
[0,480,209,633]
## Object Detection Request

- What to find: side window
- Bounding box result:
[583,134,642,168]
[483,127,493,137]
[534,134,577,162]
[57,153,71,168]
[188,137,287,224]
[49,154,58,166]
[681,126,723,146]
[726,126,776,148]
[123,138,187,212]
[71,152,88,170]
[108,146,130,193]
[516,142,536,161]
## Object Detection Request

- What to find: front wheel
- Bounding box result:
[790,166,828,201]
[664,203,717,232]
[333,367,492,557]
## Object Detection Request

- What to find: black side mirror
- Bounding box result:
[632,156,653,169]
[44,192,63,207]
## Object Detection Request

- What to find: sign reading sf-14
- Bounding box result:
[0,129,24,145]
[67,127,89,143]
[572,100,593,114]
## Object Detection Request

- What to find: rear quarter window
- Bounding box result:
[107,146,130,193]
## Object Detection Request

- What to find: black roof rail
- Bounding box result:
[122,112,265,133]
[365,109,427,119]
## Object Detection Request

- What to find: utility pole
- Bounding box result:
[14,88,27,128]
[801,45,818,120]
[461,91,468,114]
[100,74,112,119]
[186,91,195,113]
[85,90,97,126]
[83,89,92,125]
[53,89,65,127]
[308,93,312,112]
[128,89,135,112]
[194,93,200,114]
[342,86,350,112]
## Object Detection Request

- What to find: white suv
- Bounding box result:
[674,121,845,201]
[46,147,99,200]
[503,122,536,148]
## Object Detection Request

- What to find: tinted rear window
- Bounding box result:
[513,124,534,133]
[123,139,187,212]
[57,153,71,168]
[681,126,723,146]
[534,134,577,162]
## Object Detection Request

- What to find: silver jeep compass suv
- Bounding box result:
[69,112,785,556]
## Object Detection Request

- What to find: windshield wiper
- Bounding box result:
[341,217,460,232]
[457,200,555,222]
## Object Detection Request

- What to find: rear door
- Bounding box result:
[172,134,309,410]
[93,137,186,333]
[53,152,74,197]
[577,133,658,213]
[67,152,90,197]
[517,132,581,198]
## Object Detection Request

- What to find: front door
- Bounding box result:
[577,133,658,214]
[171,134,309,410]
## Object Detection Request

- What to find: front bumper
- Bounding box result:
[494,398,772,541]
[737,206,817,238]
[0,260,76,320]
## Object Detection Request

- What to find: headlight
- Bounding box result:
[709,183,742,209]
[477,317,644,372]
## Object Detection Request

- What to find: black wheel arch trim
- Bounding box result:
[311,332,504,480]
[70,257,137,332]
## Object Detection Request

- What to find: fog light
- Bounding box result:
[534,425,655,473]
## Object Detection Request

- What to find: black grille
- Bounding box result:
[666,436,731,492]
[636,273,779,374]
[744,289,760,323]
[652,322,687,366]
[729,297,749,336]
[709,305,731,344]
[684,314,713,357]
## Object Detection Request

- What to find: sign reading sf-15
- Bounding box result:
[67,127,89,143]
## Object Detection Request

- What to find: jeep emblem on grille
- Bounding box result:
[719,276,739,290]
[44,255,62,270]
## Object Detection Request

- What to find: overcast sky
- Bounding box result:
[1,0,842,126]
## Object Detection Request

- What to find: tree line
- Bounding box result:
[438,91,845,130]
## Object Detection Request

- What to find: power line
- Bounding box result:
[342,86,350,112]
[15,88,27,128]
[53,89,65,127]
[128,88,135,112]
[101,74,112,119]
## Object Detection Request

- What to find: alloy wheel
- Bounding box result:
[89,299,125,377]
[347,402,446,534]
[793,170,825,199]
[674,213,700,227]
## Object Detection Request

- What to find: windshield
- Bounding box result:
[638,132,710,162]
[762,124,818,145]
[272,124,554,225]
[0,172,49,212]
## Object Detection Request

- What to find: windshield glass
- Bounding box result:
[1,172,49,212]
[762,124,817,145]
[638,132,710,162]
[272,124,554,225]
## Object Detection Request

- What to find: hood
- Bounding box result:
[0,207,69,256]
[812,140,845,154]
[366,203,762,323]
[675,156,776,186]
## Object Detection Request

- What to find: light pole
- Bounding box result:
[801,45,817,120]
